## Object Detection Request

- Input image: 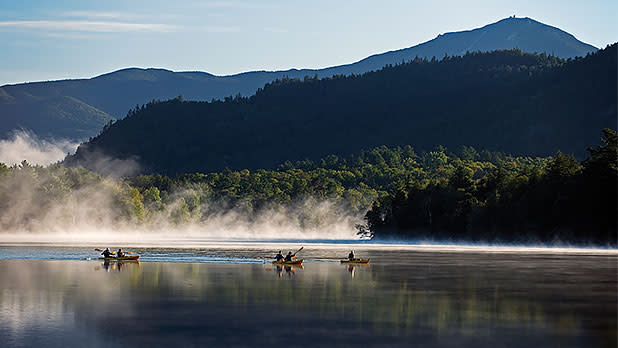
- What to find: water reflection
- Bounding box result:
[265,264,303,278]
[346,263,370,278]
[95,260,141,272]
[0,251,616,347]
[265,265,304,278]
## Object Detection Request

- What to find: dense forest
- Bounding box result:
[67,45,617,175]
[0,141,522,231]
[363,129,617,244]
[2,129,616,244]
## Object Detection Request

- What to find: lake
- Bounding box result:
[0,244,616,347]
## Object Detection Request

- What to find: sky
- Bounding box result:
[1,0,616,86]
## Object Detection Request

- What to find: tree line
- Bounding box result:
[2,129,615,244]
[362,129,617,244]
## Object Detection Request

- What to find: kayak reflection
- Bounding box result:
[98,259,140,272]
[266,263,303,278]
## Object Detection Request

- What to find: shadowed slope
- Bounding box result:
[66,46,617,175]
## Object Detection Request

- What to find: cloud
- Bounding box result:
[0,130,79,166]
[0,20,177,33]
[60,11,137,20]
[42,32,94,40]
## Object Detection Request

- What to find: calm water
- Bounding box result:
[0,245,616,347]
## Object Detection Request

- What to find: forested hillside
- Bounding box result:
[363,129,617,244]
[2,142,523,233]
[68,45,617,175]
[0,93,114,140]
[3,129,616,244]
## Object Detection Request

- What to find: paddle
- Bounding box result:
[292,246,303,259]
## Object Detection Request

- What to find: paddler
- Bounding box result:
[101,248,112,258]
[117,248,125,257]
[274,250,284,262]
[348,250,356,261]
[284,251,294,262]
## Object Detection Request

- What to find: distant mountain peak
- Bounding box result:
[329,16,597,77]
[445,16,598,55]
[94,68,216,82]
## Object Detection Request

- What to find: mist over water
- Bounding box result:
[0,131,614,252]
[0,160,362,242]
[0,132,361,242]
[0,130,79,166]
[0,159,615,250]
[0,159,614,249]
[0,200,362,243]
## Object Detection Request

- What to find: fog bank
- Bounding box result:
[0,130,79,166]
[0,163,362,242]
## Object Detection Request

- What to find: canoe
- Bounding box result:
[272,259,303,265]
[98,256,140,261]
[340,259,370,264]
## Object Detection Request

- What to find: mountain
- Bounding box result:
[0,17,599,141]
[66,45,618,175]
[336,16,598,75]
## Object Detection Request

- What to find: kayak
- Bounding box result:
[98,256,140,261]
[340,259,370,264]
[272,259,303,265]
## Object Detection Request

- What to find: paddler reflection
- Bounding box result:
[284,265,295,277]
[348,265,356,278]
[271,264,302,278]
[99,259,138,272]
[346,262,369,278]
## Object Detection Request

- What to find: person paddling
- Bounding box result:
[101,248,112,258]
[274,250,284,262]
[348,250,356,261]
[117,249,125,257]
[284,251,294,262]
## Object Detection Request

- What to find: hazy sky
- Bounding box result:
[1,0,616,86]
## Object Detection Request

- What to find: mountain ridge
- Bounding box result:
[0,17,600,141]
